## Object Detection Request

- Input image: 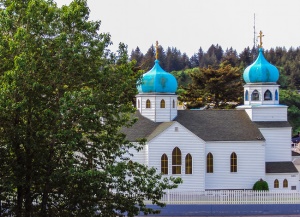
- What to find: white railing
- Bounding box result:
[145,190,300,205]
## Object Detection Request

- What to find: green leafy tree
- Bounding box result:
[180,61,243,109]
[0,1,180,216]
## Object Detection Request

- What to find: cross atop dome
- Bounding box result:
[155,41,159,60]
[258,30,264,48]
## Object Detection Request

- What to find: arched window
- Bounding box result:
[251,90,259,101]
[245,90,249,101]
[275,90,278,101]
[230,152,237,172]
[137,99,140,108]
[160,99,165,108]
[172,147,181,174]
[161,154,168,175]
[283,179,288,188]
[207,153,213,173]
[264,90,272,100]
[274,179,279,188]
[172,99,176,108]
[185,154,192,174]
[146,99,151,108]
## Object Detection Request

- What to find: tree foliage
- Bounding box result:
[252,179,269,191]
[179,61,243,109]
[0,0,180,216]
[280,89,300,134]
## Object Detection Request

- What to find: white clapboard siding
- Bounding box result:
[148,122,206,191]
[205,141,266,190]
[244,106,287,121]
[259,127,292,162]
[266,173,299,191]
[136,94,177,122]
[123,142,148,165]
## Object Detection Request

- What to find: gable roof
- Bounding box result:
[266,161,298,173]
[174,110,264,141]
[122,109,265,142]
[121,112,161,142]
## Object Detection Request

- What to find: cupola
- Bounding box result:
[237,31,288,122]
[136,41,178,122]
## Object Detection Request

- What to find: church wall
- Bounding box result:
[136,95,177,122]
[122,142,148,165]
[154,96,177,122]
[205,141,265,190]
[266,173,299,191]
[137,96,156,121]
[260,127,292,162]
[246,107,288,121]
[148,122,206,191]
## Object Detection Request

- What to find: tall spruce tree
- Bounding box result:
[0,1,180,216]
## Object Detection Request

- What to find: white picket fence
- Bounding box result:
[145,190,300,204]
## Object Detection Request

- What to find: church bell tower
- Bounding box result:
[136,42,178,122]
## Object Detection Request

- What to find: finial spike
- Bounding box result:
[155,41,159,60]
[258,30,264,48]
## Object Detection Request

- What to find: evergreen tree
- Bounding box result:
[0,1,180,216]
[141,44,155,70]
[239,47,253,68]
[222,47,238,67]
[190,53,199,68]
[198,47,205,67]
[130,46,144,67]
[181,61,243,109]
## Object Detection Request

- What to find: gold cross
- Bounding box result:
[155,41,159,60]
[258,30,264,48]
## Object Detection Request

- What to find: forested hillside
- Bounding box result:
[130,44,300,134]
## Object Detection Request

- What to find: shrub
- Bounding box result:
[253,178,269,190]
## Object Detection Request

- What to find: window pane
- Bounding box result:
[146,99,151,108]
[264,90,272,100]
[172,166,181,174]
[161,154,168,175]
[251,90,259,101]
[207,153,213,173]
[160,99,165,108]
[185,154,192,174]
[172,147,181,174]
[230,152,237,172]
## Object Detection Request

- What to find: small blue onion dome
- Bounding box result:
[243,48,279,83]
[137,60,178,93]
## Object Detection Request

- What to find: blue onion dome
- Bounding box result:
[243,48,279,83]
[137,60,178,94]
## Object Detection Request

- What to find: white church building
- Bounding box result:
[122,46,299,192]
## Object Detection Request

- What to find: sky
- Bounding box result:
[56,0,300,57]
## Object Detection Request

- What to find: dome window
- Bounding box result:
[137,99,140,108]
[275,90,278,101]
[245,90,249,101]
[264,90,272,101]
[251,90,260,101]
[146,99,151,108]
[160,99,165,108]
[172,99,176,108]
